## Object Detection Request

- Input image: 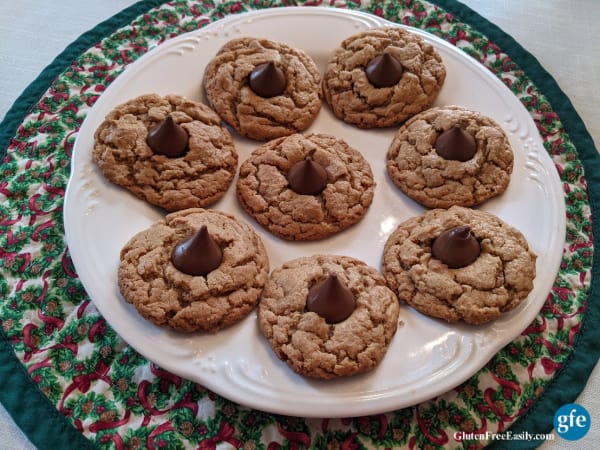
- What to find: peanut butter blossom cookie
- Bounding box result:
[203,37,322,141]
[386,105,514,208]
[93,93,238,211]
[322,27,446,128]
[118,208,269,333]
[382,206,536,325]
[236,133,375,240]
[258,255,400,379]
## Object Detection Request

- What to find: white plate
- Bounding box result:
[64,7,565,417]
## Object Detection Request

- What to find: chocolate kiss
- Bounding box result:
[171,225,223,276]
[306,274,356,324]
[435,125,477,162]
[248,61,287,98]
[431,225,481,269]
[147,115,189,158]
[366,53,404,88]
[287,158,328,195]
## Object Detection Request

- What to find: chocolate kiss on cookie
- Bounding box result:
[435,125,477,162]
[249,61,287,98]
[306,274,356,324]
[366,53,403,88]
[171,225,223,276]
[432,225,480,269]
[147,115,189,158]
[287,158,328,195]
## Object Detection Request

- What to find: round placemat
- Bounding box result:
[0,1,598,449]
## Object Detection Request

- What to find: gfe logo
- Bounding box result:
[554,404,591,440]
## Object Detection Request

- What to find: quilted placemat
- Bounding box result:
[1,1,598,449]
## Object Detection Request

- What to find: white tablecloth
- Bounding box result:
[0,1,598,448]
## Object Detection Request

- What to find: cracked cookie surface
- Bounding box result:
[386,105,514,208]
[236,133,375,240]
[322,27,446,128]
[118,208,269,333]
[258,255,400,379]
[93,93,238,211]
[382,206,536,325]
[203,37,321,141]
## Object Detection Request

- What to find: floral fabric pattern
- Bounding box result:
[0,1,592,449]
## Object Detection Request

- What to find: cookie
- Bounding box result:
[118,208,269,333]
[258,255,400,379]
[236,133,375,240]
[93,93,238,211]
[203,37,322,141]
[386,105,514,208]
[322,27,446,128]
[382,206,536,325]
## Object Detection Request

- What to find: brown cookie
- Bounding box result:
[93,93,238,211]
[386,105,514,208]
[236,133,375,240]
[258,255,400,379]
[322,27,446,128]
[382,206,536,325]
[203,37,322,141]
[118,208,269,333]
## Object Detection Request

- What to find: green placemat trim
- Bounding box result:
[435,2,600,447]
[0,3,162,449]
[0,1,598,449]
[0,333,98,450]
